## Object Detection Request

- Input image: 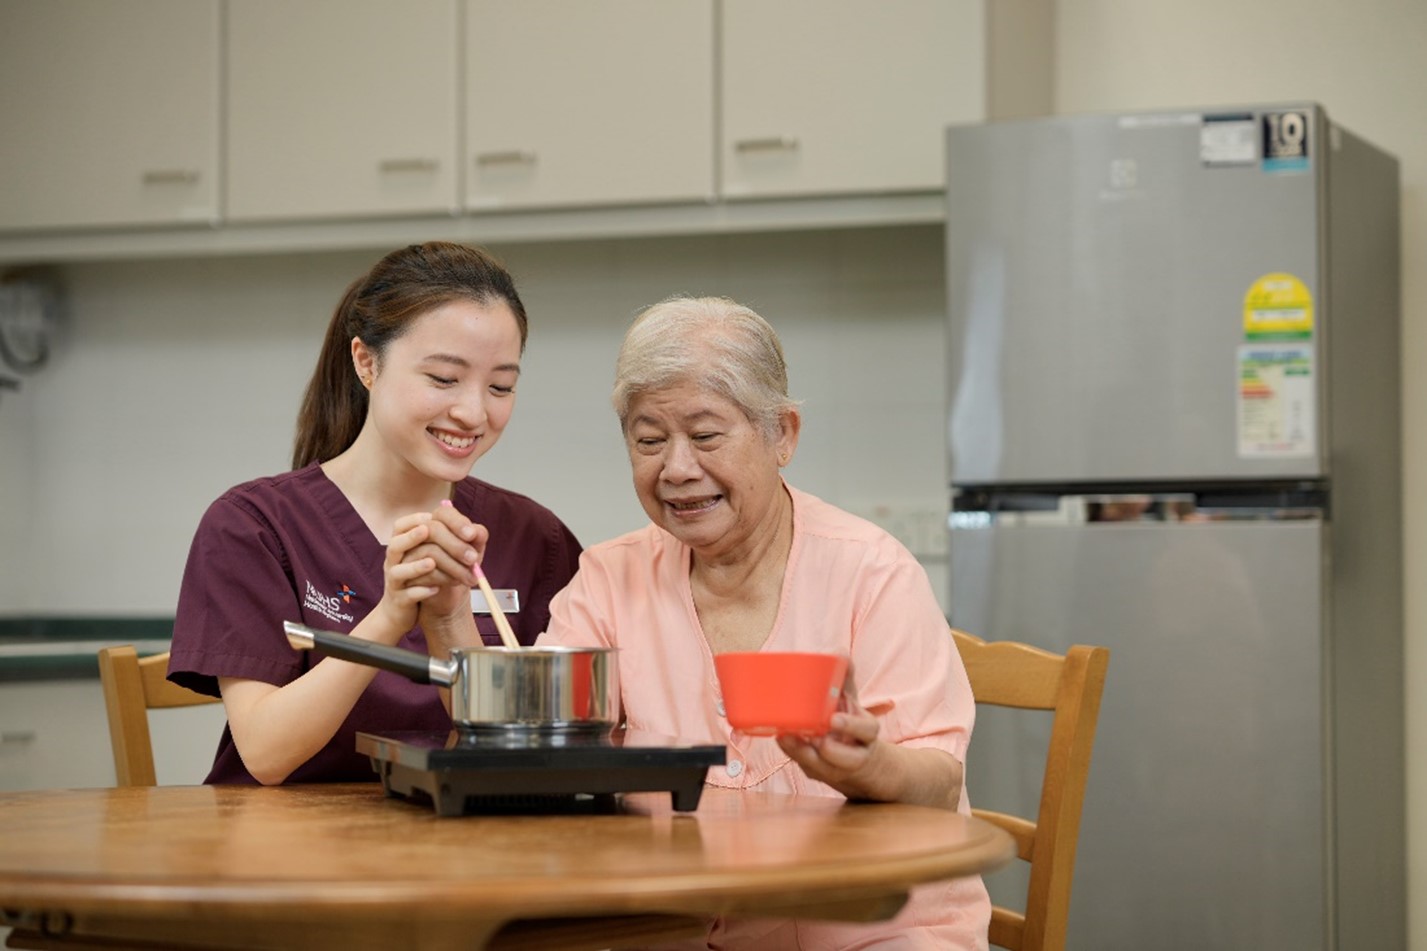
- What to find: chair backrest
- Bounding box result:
[952,629,1109,951]
[97,645,221,787]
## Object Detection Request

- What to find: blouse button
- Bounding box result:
[726,760,744,778]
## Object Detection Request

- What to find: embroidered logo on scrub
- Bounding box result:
[303,579,357,625]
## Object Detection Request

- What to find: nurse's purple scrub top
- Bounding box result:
[168,464,581,783]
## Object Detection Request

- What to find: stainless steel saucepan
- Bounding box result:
[283,622,618,733]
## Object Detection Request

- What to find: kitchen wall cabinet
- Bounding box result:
[225,0,460,222]
[464,1,714,211]
[0,0,219,233]
[721,0,1051,199]
[0,0,1050,258]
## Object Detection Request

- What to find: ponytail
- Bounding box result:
[292,279,367,469]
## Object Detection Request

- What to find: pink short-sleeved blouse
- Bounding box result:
[540,484,990,950]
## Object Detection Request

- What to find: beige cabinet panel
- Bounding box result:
[0,0,219,232]
[0,679,227,791]
[722,0,1007,198]
[464,0,713,211]
[226,0,460,222]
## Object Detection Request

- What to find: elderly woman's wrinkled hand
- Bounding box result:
[776,709,886,800]
[776,671,889,801]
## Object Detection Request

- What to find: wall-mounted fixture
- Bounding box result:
[0,272,61,407]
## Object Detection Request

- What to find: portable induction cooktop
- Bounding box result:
[357,729,727,816]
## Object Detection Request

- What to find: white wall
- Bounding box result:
[0,227,949,615]
[1054,0,1427,945]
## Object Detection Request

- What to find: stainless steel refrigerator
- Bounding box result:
[944,105,1403,950]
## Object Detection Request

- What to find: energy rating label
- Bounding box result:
[1237,343,1315,458]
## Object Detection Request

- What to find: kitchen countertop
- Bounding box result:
[0,618,173,683]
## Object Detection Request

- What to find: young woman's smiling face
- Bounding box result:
[624,380,798,559]
[357,298,523,484]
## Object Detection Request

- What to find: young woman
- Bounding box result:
[168,242,580,785]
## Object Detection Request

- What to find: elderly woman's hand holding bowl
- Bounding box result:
[537,296,989,949]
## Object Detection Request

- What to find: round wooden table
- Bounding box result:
[0,783,1012,951]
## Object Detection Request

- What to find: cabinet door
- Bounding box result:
[0,0,219,232]
[464,0,713,211]
[0,679,228,790]
[721,0,986,198]
[226,0,459,222]
[0,681,115,790]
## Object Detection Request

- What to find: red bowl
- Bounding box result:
[713,652,849,736]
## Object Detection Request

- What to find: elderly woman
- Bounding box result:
[538,296,990,949]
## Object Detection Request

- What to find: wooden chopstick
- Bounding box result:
[474,563,521,649]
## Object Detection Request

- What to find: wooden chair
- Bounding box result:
[97,646,220,787]
[952,629,1109,951]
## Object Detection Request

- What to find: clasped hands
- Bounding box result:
[376,500,488,650]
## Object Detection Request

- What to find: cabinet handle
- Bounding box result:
[474,150,537,166]
[734,136,800,154]
[1,730,37,746]
[141,169,200,185]
[378,158,439,173]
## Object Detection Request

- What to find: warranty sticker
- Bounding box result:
[1243,273,1313,341]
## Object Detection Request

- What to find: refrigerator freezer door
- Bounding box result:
[946,109,1325,484]
[951,518,1325,950]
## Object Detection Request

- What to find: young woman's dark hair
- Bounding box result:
[292,242,528,469]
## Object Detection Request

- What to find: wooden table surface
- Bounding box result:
[0,783,1012,951]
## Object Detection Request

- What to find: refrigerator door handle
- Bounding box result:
[951,488,1327,526]
[951,493,1195,526]
[1081,493,1195,523]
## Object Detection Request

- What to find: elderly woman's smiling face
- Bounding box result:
[625,379,799,559]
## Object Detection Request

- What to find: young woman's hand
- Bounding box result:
[370,512,452,638]
[399,500,489,653]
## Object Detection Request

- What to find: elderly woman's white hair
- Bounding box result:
[612,296,801,440]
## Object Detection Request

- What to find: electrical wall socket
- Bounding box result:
[849,501,949,562]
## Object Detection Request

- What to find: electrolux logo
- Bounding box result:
[303,579,357,625]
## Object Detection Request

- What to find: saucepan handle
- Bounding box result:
[283,621,455,688]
